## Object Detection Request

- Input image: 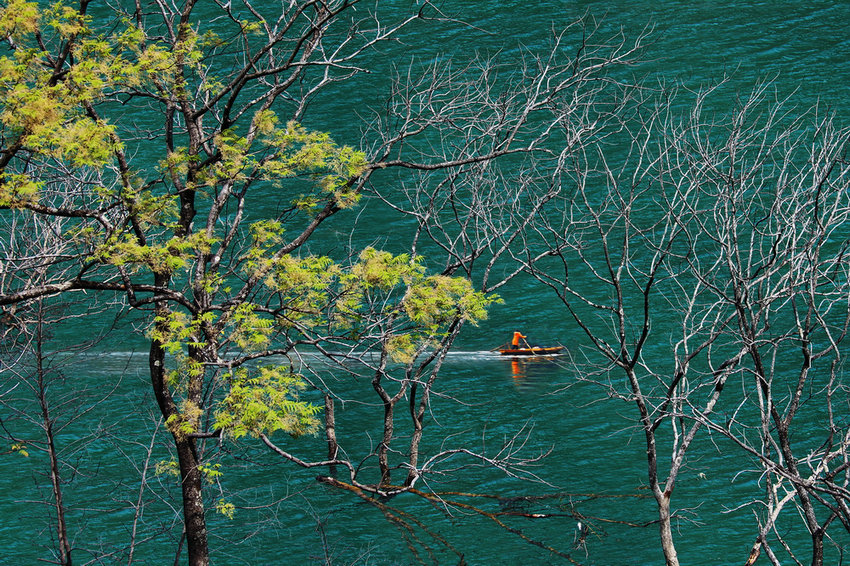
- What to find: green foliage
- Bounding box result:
[214,366,321,439]
[0,11,123,161]
[166,400,204,439]
[148,311,213,356]
[198,462,223,484]
[100,232,216,275]
[229,303,275,350]
[0,0,39,40]
[153,459,225,486]
[200,118,368,209]
[0,173,41,208]
[263,120,368,208]
[10,442,29,457]
[154,458,180,479]
[216,499,236,520]
[386,333,418,365]
[350,247,423,288]
[0,1,126,207]
[300,246,500,362]
[404,275,495,330]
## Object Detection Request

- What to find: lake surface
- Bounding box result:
[3,1,850,564]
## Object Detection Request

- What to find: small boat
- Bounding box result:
[498,346,564,356]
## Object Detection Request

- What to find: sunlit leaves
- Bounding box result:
[154,458,180,479]
[252,109,277,136]
[0,76,119,167]
[198,463,223,484]
[0,0,39,40]
[201,116,368,209]
[148,311,211,356]
[214,366,320,439]
[404,275,495,329]
[265,120,368,208]
[10,442,29,457]
[31,117,118,167]
[100,232,216,275]
[386,333,417,364]
[43,3,86,38]
[216,499,235,519]
[350,247,422,288]
[229,303,274,351]
[0,3,127,214]
[0,173,41,207]
[167,399,203,438]
[335,247,498,359]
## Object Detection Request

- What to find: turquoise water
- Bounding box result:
[3,1,850,564]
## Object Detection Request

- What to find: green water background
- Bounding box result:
[2,1,850,564]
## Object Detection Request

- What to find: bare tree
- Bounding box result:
[0,205,125,564]
[662,83,850,566]
[504,77,850,565]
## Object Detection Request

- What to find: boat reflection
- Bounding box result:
[507,355,565,391]
[511,359,522,378]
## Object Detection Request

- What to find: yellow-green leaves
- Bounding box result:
[0,0,39,40]
[265,120,368,209]
[32,117,117,167]
[0,173,41,207]
[333,247,499,362]
[386,334,418,365]
[133,23,202,92]
[216,499,235,519]
[154,458,180,479]
[9,442,29,457]
[351,247,422,288]
[252,109,277,136]
[166,399,203,439]
[347,247,496,329]
[214,366,320,439]
[230,303,274,351]
[0,1,124,209]
[209,129,250,183]
[101,232,215,275]
[148,311,210,356]
[43,3,86,38]
[404,275,495,330]
[202,116,368,209]
[0,73,119,167]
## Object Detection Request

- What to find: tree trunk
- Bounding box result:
[149,295,209,566]
[35,302,72,565]
[371,355,397,489]
[810,531,824,566]
[324,393,338,477]
[657,492,680,566]
[377,401,394,487]
[45,416,72,565]
[405,412,423,487]
[405,377,430,487]
[744,539,761,566]
[176,438,209,566]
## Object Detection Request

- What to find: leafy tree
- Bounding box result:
[0,1,524,563]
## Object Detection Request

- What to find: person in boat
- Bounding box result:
[511,331,527,348]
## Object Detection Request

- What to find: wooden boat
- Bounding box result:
[498,346,564,356]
